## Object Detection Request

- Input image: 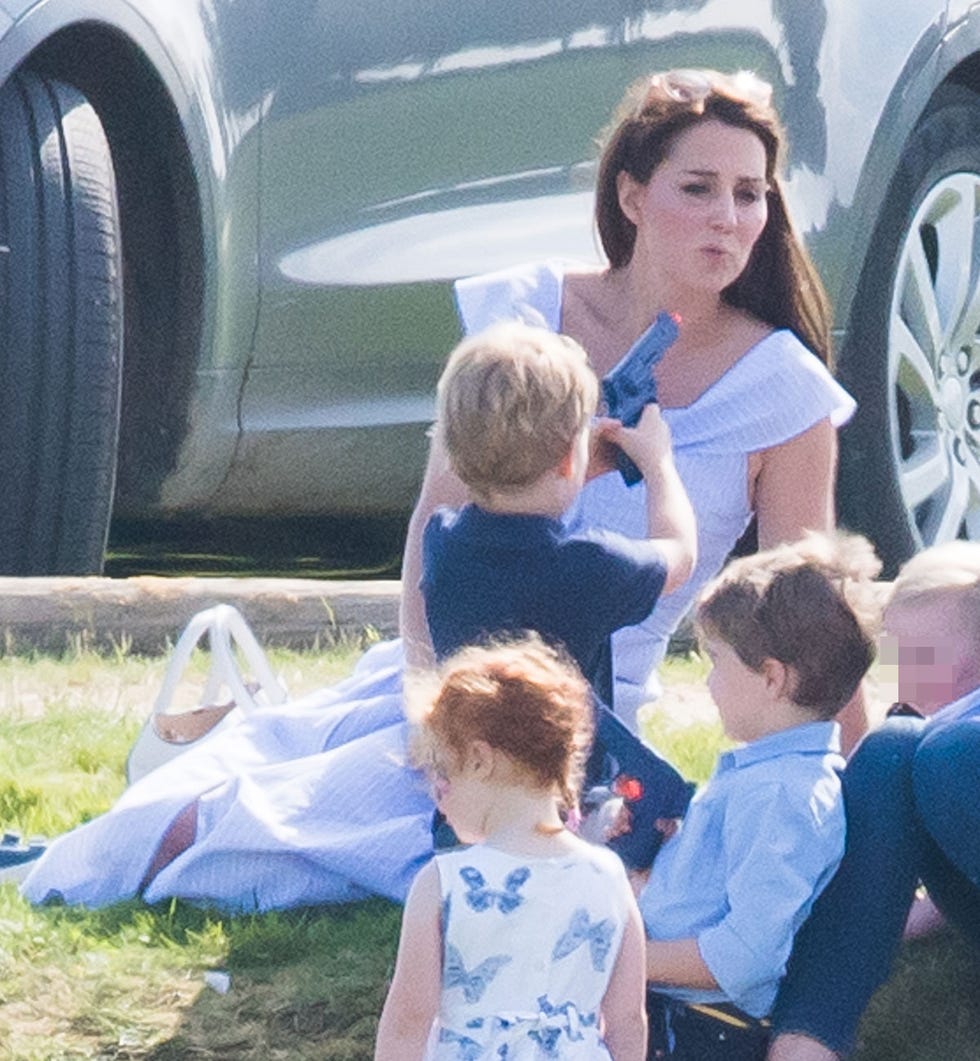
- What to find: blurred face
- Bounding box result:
[704,636,772,742]
[619,119,769,294]
[880,596,979,714]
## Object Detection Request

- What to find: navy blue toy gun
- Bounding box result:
[601,310,680,485]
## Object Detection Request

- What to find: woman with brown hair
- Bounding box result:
[22,69,860,915]
[407,68,857,736]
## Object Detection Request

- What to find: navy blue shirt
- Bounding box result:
[422,504,667,681]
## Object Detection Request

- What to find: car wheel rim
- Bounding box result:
[888,171,980,548]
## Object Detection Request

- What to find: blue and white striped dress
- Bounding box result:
[21,260,854,912]
[457,260,856,723]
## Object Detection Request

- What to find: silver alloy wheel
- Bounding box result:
[888,172,980,549]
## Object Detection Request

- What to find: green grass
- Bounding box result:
[0,645,976,1059]
[0,888,401,1059]
[0,640,367,839]
[855,930,980,1061]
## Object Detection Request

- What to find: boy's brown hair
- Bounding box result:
[409,634,593,810]
[696,531,881,718]
[436,322,598,499]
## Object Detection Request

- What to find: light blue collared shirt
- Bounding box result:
[929,684,980,728]
[638,721,845,1017]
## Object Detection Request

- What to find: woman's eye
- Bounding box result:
[736,188,762,204]
[681,182,711,196]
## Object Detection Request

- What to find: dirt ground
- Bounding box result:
[653,679,722,727]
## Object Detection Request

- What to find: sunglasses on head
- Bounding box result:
[641,68,773,111]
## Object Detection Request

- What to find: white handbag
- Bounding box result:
[126,604,288,785]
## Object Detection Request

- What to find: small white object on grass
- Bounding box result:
[204,970,232,994]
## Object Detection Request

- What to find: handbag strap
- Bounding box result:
[152,604,287,719]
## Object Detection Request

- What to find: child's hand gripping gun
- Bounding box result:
[601,311,680,485]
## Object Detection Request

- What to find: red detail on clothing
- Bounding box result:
[613,775,643,802]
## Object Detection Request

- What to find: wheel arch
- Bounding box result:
[831,11,980,345]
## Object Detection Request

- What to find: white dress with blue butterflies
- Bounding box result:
[431,842,633,1059]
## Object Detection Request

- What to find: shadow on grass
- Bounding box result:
[10,893,401,1060]
[136,897,402,1061]
[129,911,980,1061]
[855,930,980,1061]
[9,849,980,1058]
[50,898,979,1061]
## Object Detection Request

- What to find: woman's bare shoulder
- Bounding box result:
[560,267,611,324]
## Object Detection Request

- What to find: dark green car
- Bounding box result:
[2,2,980,575]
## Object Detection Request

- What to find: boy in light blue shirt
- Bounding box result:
[638,532,881,1060]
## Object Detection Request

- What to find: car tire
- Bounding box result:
[837,86,980,575]
[0,72,123,575]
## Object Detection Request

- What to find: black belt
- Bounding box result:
[647,991,771,1061]
[684,1001,771,1032]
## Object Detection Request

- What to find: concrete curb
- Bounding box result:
[0,576,891,658]
[0,576,402,655]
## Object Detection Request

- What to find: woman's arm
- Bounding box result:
[751,418,837,548]
[601,898,649,1060]
[374,861,443,1060]
[399,431,470,669]
[750,418,869,752]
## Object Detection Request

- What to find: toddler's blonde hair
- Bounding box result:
[436,322,598,499]
[887,540,980,637]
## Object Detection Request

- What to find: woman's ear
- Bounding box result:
[617,171,644,226]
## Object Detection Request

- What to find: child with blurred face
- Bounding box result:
[769,540,980,1061]
[878,541,980,714]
